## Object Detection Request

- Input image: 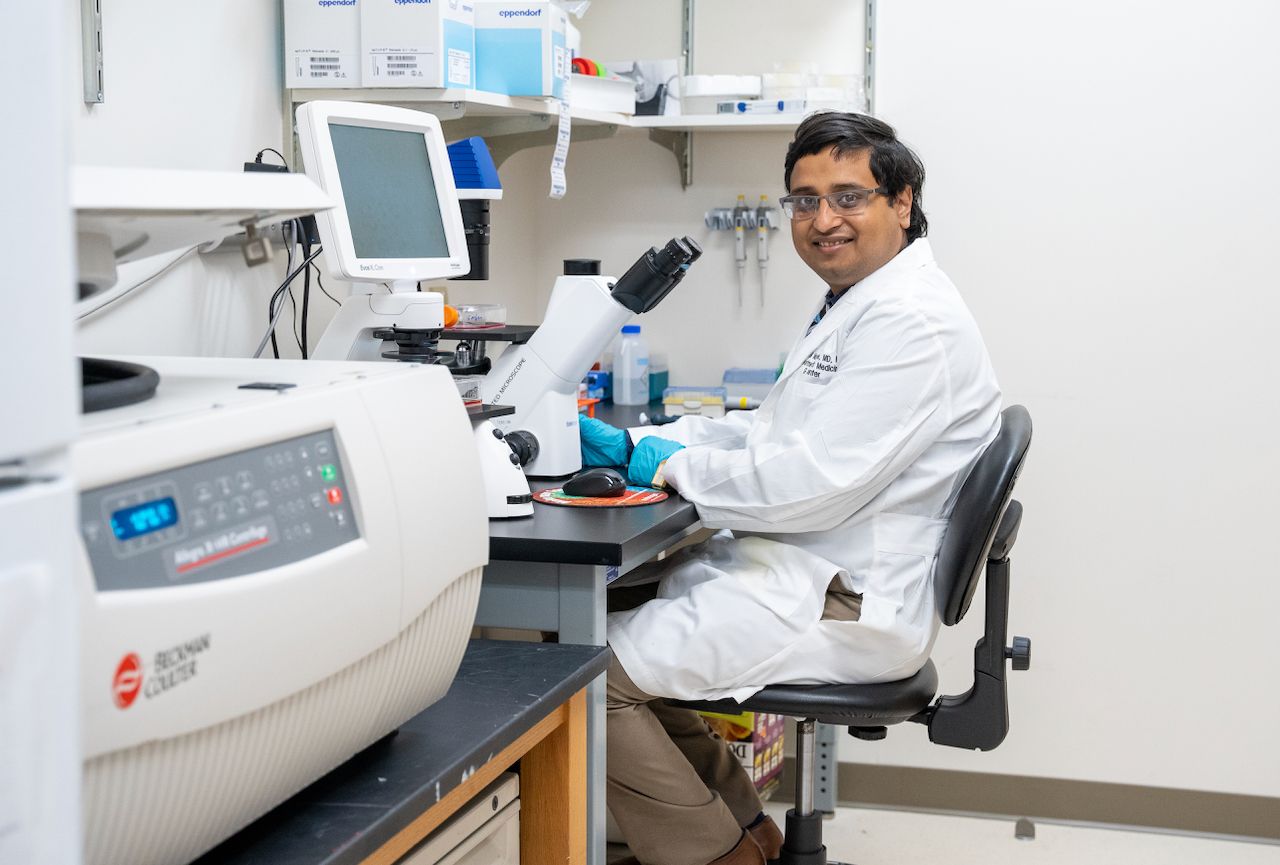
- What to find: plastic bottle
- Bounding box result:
[614,325,650,405]
[648,351,669,402]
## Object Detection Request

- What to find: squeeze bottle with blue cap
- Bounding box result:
[614,325,650,405]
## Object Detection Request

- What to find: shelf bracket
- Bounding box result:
[648,129,693,190]
[663,0,695,188]
[81,0,104,103]
[865,0,877,115]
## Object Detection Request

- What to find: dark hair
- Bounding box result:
[784,112,928,243]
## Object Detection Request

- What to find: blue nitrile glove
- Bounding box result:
[579,415,632,467]
[628,436,686,488]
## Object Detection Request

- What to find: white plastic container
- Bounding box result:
[614,325,650,405]
[679,74,761,115]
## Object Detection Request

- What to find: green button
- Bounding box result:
[320,464,337,482]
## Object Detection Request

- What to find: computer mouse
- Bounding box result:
[562,467,628,498]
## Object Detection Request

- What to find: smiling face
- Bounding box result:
[788,146,914,294]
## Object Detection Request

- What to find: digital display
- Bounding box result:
[329,122,451,260]
[111,497,180,541]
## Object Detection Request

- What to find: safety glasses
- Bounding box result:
[779,187,889,220]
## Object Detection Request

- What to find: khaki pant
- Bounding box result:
[606,578,860,865]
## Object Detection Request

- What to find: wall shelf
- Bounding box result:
[287,87,630,126]
[630,114,812,133]
[286,87,808,131]
[286,87,817,186]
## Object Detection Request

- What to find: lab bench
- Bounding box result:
[478,400,704,865]
[195,640,609,865]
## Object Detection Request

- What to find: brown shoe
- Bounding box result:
[707,830,765,865]
[748,816,783,862]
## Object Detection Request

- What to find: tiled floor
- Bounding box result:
[761,801,1280,865]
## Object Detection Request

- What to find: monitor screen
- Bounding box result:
[328,122,451,261]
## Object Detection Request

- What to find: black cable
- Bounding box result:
[312,266,340,305]
[270,223,297,359]
[298,219,312,358]
[300,265,311,358]
[269,292,281,358]
[287,286,304,354]
[255,148,289,167]
[256,246,324,358]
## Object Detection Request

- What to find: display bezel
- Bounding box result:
[296,100,470,285]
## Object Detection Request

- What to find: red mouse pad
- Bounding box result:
[534,487,670,508]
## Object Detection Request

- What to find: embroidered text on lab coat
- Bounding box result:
[801,350,838,383]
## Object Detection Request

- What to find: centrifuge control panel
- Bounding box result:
[80,429,361,591]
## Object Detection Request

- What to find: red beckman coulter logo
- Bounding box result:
[113,653,142,709]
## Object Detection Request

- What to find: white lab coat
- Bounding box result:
[608,239,1002,702]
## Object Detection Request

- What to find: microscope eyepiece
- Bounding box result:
[610,236,704,314]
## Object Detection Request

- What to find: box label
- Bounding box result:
[293,50,355,82]
[371,50,431,80]
[443,18,474,87]
[448,48,472,86]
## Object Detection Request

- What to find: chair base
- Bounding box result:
[777,807,847,865]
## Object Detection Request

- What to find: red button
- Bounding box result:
[326,487,343,505]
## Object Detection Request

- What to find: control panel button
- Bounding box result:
[252,490,270,510]
[192,509,208,529]
[211,502,228,523]
[194,482,213,503]
[326,487,344,506]
[320,464,337,482]
[236,470,254,490]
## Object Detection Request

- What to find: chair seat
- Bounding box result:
[668,660,939,728]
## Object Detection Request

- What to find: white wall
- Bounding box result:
[503,0,1280,801]
[856,0,1280,797]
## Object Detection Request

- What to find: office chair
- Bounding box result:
[671,405,1033,865]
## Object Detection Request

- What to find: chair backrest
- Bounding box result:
[934,405,1033,626]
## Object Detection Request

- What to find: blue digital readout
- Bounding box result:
[111,497,180,541]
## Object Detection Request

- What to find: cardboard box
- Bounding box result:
[284,0,361,88]
[361,0,475,88]
[700,711,785,794]
[474,1,569,99]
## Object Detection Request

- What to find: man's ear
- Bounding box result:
[895,187,913,230]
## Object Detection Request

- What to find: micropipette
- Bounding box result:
[732,194,749,308]
[756,194,771,306]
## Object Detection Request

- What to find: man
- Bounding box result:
[580,113,1002,865]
